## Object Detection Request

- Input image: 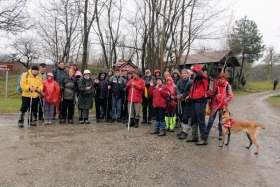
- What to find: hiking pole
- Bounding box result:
[39,96,45,125]
[28,91,33,129]
[127,85,134,131]
[177,99,182,128]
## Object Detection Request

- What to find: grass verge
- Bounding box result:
[266,94,280,108]
[0,96,21,113]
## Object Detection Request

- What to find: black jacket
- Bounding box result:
[94,70,108,99]
[175,77,192,100]
[61,76,77,100]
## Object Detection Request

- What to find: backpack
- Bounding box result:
[206,77,218,99]
[16,72,29,93]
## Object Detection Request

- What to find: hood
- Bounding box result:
[171,69,181,77]
[192,65,203,73]
[98,70,107,79]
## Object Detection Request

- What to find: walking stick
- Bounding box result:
[127,85,134,131]
[177,99,182,128]
[28,91,33,129]
[39,96,45,125]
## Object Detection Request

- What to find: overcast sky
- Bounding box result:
[231,0,280,52]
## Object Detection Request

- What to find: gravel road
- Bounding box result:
[0,91,279,187]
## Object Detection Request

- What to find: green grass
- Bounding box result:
[0,96,21,113]
[266,94,280,107]
[242,80,274,92]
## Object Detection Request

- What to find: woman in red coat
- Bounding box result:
[43,72,61,124]
[149,77,170,136]
[165,76,177,132]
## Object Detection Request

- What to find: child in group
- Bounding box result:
[43,72,61,124]
[165,77,177,132]
[149,77,170,136]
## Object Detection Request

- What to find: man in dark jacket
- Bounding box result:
[175,69,193,140]
[108,69,125,123]
[94,70,109,122]
[52,61,68,119]
[142,69,156,124]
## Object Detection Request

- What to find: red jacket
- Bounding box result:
[149,84,170,108]
[126,78,145,103]
[189,65,208,101]
[43,79,61,107]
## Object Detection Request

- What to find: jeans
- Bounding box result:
[206,109,223,138]
[110,97,122,119]
[154,107,166,129]
[190,100,208,141]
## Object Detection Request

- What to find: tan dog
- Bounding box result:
[219,108,265,154]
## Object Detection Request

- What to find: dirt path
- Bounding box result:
[0,91,279,187]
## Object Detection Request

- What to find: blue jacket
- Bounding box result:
[109,75,125,99]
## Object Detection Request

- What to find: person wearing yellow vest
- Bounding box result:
[142,69,156,124]
[18,65,43,128]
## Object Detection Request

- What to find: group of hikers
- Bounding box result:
[17,61,233,145]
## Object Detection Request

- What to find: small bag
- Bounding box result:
[206,106,211,116]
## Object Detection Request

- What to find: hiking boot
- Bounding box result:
[18,122,24,128]
[134,119,139,128]
[142,120,147,124]
[100,115,104,119]
[60,119,66,123]
[117,118,122,122]
[219,136,223,140]
[68,120,74,124]
[196,140,208,146]
[158,128,166,136]
[30,120,37,126]
[177,131,184,137]
[79,120,84,124]
[186,138,199,142]
[150,127,160,134]
[109,119,114,123]
[84,120,90,124]
[178,132,188,140]
[126,118,135,127]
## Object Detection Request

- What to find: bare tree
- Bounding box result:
[0,0,30,33]
[263,46,280,79]
[10,36,40,69]
[37,0,82,65]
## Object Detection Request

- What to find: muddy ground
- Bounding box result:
[0,91,280,187]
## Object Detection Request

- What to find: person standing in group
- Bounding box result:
[154,69,161,79]
[273,78,278,90]
[126,70,145,128]
[165,77,177,132]
[171,69,181,85]
[142,69,156,124]
[149,77,170,136]
[206,72,234,140]
[60,69,78,124]
[105,69,114,122]
[163,71,171,84]
[186,65,209,146]
[72,64,78,74]
[120,70,128,122]
[52,61,68,119]
[18,65,43,128]
[108,69,125,123]
[64,63,70,73]
[122,71,133,124]
[175,69,193,140]
[94,70,109,122]
[78,70,97,124]
[37,63,47,121]
[43,72,61,125]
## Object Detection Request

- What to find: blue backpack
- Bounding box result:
[16,72,29,93]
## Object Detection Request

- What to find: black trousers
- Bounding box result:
[142,98,153,121]
[20,96,39,117]
[95,98,107,120]
[61,99,74,120]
